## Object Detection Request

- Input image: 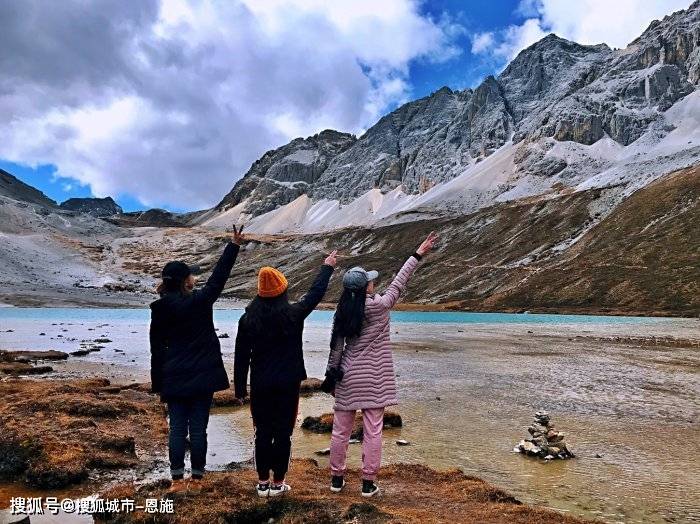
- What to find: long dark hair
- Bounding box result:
[156,279,190,297]
[242,291,295,339]
[330,285,367,348]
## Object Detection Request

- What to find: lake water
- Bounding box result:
[1,308,699,523]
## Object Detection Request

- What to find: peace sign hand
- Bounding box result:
[231,225,246,245]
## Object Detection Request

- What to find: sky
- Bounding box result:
[0,0,692,212]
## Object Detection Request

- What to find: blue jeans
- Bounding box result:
[167,394,213,479]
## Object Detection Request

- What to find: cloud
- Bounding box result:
[528,0,692,49]
[471,32,495,54]
[494,18,548,60]
[473,0,691,65]
[0,0,462,210]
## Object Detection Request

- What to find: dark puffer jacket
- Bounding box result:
[233,264,334,398]
[149,242,239,401]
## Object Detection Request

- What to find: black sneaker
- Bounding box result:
[330,475,345,493]
[361,479,380,498]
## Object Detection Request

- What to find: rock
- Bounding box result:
[396,439,411,446]
[302,411,403,441]
[299,377,323,394]
[70,350,92,357]
[516,411,574,460]
[0,362,53,375]
[217,333,230,339]
[59,197,123,217]
[595,453,603,458]
[314,448,331,456]
[521,441,542,456]
[94,338,112,343]
[212,390,248,407]
[0,350,68,361]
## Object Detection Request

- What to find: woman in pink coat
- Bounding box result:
[324,232,438,497]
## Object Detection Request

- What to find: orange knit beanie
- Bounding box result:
[257,266,288,298]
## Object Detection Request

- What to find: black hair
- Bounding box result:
[330,285,367,348]
[156,278,190,297]
[241,291,296,339]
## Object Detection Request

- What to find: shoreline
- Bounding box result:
[2,298,699,319]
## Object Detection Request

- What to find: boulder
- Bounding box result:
[302,411,403,440]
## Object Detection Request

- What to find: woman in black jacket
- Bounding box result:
[234,250,337,497]
[150,226,245,493]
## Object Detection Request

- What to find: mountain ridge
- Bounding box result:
[207,0,699,230]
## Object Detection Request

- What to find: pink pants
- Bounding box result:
[329,408,384,481]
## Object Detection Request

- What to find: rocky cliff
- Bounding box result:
[60,196,123,217]
[210,1,699,220]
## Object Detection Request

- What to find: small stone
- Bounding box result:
[595,453,603,458]
[349,439,361,444]
[396,439,410,446]
[544,455,554,460]
[314,448,330,456]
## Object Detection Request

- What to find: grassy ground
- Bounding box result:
[96,459,590,523]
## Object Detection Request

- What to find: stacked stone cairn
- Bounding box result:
[514,411,574,460]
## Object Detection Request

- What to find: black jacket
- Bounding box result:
[149,242,239,401]
[233,264,334,398]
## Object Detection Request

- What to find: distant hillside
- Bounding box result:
[0,168,56,208]
[60,197,123,217]
[196,165,697,317]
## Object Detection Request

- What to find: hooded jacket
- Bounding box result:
[149,242,239,401]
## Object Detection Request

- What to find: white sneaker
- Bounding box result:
[268,482,291,497]
[256,482,270,498]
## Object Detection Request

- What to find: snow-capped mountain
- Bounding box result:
[201,1,699,235]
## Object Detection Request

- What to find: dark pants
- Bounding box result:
[167,394,213,479]
[250,382,300,482]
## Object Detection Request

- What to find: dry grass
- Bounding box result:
[0,378,167,489]
[96,459,591,523]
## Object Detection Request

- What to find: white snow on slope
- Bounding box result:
[205,91,700,235]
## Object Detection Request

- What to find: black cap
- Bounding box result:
[162,261,201,282]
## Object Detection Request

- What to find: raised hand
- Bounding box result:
[231,225,246,245]
[416,231,438,256]
[324,249,338,268]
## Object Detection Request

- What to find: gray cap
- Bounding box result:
[342,266,379,290]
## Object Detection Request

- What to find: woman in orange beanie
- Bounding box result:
[234,250,337,497]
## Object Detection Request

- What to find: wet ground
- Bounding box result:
[1,309,699,523]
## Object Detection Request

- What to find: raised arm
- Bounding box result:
[378,231,438,310]
[296,250,337,317]
[196,226,246,305]
[233,316,252,399]
[149,310,166,394]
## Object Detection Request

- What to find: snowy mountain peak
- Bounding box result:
[202,1,699,235]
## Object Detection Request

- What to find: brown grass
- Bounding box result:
[0,378,167,490]
[96,459,591,523]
